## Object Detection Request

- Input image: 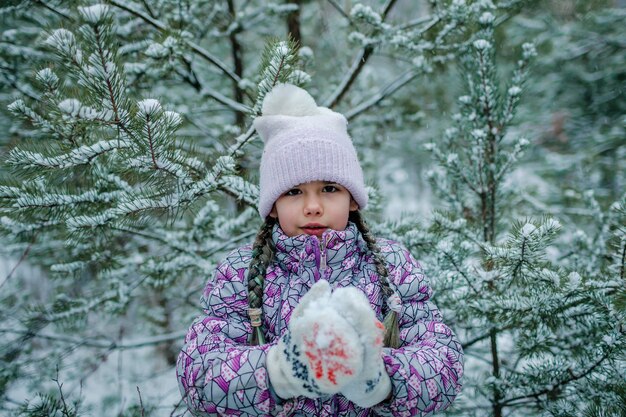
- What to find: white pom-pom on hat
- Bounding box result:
[261,83,321,116]
[254,83,368,218]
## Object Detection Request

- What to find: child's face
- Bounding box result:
[269,181,358,238]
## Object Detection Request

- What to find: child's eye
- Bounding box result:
[284,188,301,196]
[322,185,339,193]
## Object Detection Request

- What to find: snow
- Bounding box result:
[298,46,313,59]
[522,42,537,59]
[520,223,536,237]
[567,272,581,289]
[7,99,26,114]
[145,42,168,58]
[508,86,522,96]
[10,138,131,169]
[544,218,561,230]
[50,261,86,273]
[162,36,177,49]
[602,334,616,346]
[315,328,332,349]
[289,69,311,85]
[266,3,299,13]
[471,129,486,139]
[78,4,110,24]
[59,99,114,121]
[412,55,427,69]
[137,98,162,115]
[275,42,289,56]
[436,240,453,252]
[479,12,495,24]
[58,98,82,115]
[473,39,491,50]
[45,29,75,51]
[66,211,116,229]
[164,111,183,127]
[540,268,560,286]
[35,68,59,87]
[4,3,624,415]
[348,31,374,47]
[350,4,382,26]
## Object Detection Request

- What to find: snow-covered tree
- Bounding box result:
[1,1,622,416]
[383,5,625,417]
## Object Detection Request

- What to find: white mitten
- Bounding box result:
[267,280,364,399]
[331,286,392,408]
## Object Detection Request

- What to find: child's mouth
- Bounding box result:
[301,225,327,236]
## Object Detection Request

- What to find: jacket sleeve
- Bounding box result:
[372,242,464,417]
[176,249,278,416]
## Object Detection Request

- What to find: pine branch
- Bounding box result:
[0,67,40,101]
[52,366,73,417]
[490,328,503,417]
[139,0,155,18]
[441,249,481,295]
[325,0,349,20]
[430,143,481,195]
[93,24,121,125]
[510,234,528,282]
[6,139,132,169]
[107,0,244,87]
[227,0,245,125]
[146,113,158,169]
[344,69,420,120]
[35,0,73,21]
[325,46,374,109]
[324,0,398,108]
[109,226,207,261]
[397,15,438,30]
[500,349,614,407]
[0,233,36,291]
[199,86,251,113]
[226,124,256,156]
[0,328,187,349]
[619,237,626,281]
[462,326,509,350]
[136,386,145,417]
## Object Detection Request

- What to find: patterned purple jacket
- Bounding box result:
[177,222,464,416]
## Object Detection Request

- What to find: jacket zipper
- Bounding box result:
[319,234,328,274]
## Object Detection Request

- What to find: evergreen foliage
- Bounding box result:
[0,1,623,416]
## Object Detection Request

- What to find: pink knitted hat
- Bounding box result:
[254,84,368,218]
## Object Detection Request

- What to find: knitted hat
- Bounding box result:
[254,83,368,218]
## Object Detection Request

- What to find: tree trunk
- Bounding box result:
[227,0,245,126]
[286,0,302,45]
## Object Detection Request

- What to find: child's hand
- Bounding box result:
[331,286,392,408]
[266,280,364,399]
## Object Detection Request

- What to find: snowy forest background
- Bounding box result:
[0,0,624,416]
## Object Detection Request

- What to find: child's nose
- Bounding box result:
[304,195,323,216]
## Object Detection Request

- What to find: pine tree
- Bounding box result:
[0,3,302,414]
[385,5,625,416]
[2,1,621,416]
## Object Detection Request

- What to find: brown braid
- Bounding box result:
[247,217,276,345]
[350,211,402,348]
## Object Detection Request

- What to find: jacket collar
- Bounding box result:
[271,221,369,273]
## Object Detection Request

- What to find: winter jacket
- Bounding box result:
[177,222,464,417]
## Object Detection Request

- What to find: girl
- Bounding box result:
[176,84,464,416]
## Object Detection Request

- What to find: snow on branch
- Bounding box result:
[6,138,132,169]
[15,189,120,209]
[78,4,110,24]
